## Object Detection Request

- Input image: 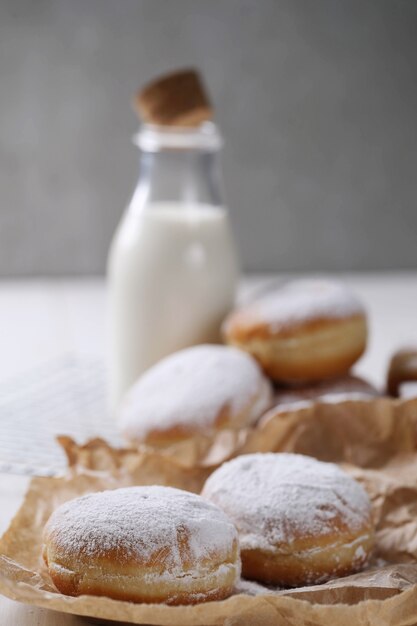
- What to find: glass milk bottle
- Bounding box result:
[108,122,239,409]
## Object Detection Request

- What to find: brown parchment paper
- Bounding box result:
[2,398,417,625]
[108,396,417,469]
[62,396,417,471]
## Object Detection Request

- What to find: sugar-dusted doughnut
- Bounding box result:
[119,344,273,446]
[223,279,367,382]
[202,453,374,586]
[398,382,417,399]
[43,486,240,604]
[271,374,379,411]
[387,347,417,397]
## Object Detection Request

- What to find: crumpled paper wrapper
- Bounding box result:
[2,398,417,625]
[69,396,417,471]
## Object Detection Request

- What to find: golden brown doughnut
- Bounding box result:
[223,279,367,383]
[271,374,379,411]
[202,453,374,587]
[387,347,417,397]
[43,486,240,604]
[119,344,272,447]
[397,382,417,399]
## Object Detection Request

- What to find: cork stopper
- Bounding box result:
[134,68,213,127]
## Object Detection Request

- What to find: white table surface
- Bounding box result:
[0,272,416,624]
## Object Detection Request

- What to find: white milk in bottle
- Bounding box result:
[108,122,239,409]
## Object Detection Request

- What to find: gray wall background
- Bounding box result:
[1,0,416,276]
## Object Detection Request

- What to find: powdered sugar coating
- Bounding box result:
[399,382,417,399]
[202,453,372,553]
[119,345,272,441]
[267,376,379,414]
[44,486,239,572]
[233,279,365,332]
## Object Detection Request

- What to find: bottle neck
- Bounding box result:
[134,149,224,209]
[130,123,225,212]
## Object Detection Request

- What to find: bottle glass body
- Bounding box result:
[107,123,239,409]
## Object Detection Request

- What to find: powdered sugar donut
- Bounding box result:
[43,486,240,604]
[223,279,367,382]
[119,344,273,446]
[202,453,374,586]
[270,374,379,413]
[387,347,417,397]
